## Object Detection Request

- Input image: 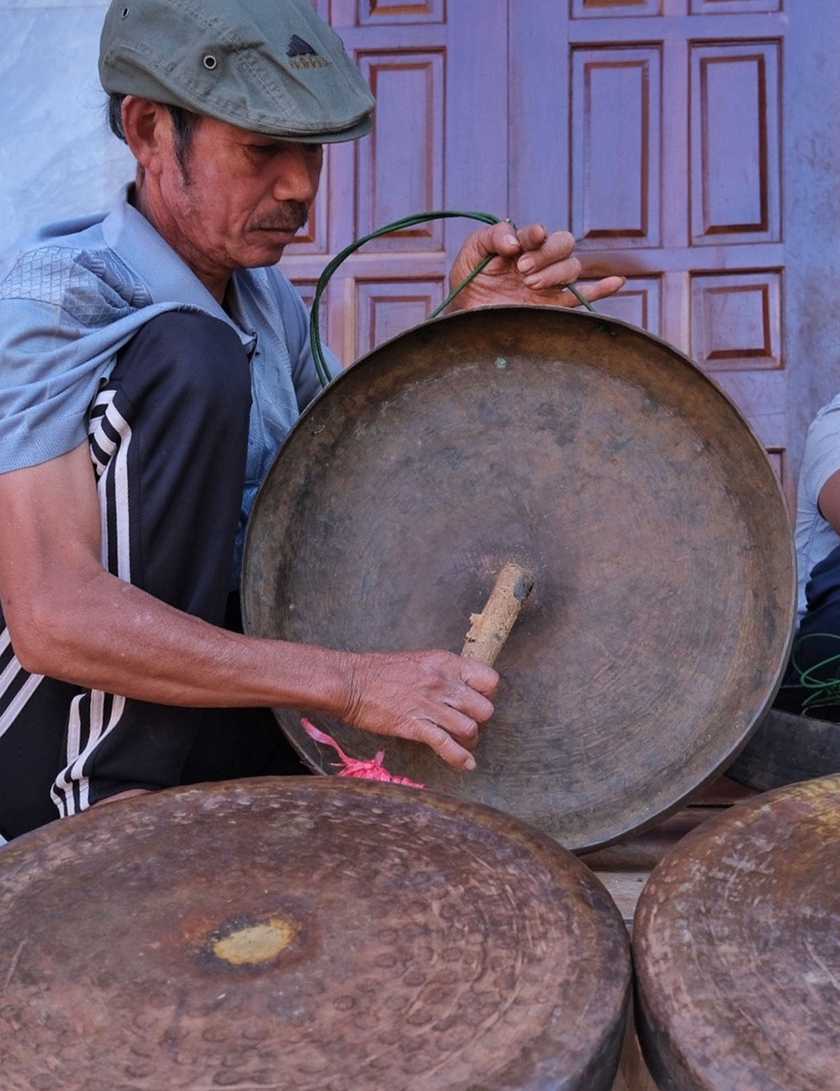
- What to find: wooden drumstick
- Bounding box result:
[461,562,534,666]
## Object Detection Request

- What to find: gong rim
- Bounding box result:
[727,707,840,791]
[0,777,631,1091]
[633,774,840,1091]
[242,305,796,852]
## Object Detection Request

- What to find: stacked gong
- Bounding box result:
[4,307,831,1090]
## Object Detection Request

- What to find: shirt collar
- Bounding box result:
[100,185,255,350]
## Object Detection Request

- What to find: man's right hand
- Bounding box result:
[339,648,498,770]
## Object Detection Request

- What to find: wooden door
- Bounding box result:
[510,0,840,511]
[285,0,509,367]
[286,1,840,511]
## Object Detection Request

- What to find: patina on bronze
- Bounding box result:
[0,777,630,1091]
[633,774,840,1091]
[727,706,840,791]
[242,305,796,852]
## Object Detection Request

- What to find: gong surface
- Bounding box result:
[0,778,630,1091]
[633,775,840,1091]
[242,306,796,851]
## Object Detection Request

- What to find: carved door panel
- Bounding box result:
[285,2,840,509]
[511,0,840,510]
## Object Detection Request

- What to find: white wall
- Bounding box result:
[0,0,134,253]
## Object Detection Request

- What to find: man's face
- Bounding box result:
[151,113,323,287]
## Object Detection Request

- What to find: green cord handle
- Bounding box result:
[308,210,597,388]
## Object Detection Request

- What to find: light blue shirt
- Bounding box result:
[793,393,840,621]
[0,187,339,584]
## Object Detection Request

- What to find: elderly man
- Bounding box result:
[0,0,622,840]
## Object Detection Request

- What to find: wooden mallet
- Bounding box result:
[461,561,535,666]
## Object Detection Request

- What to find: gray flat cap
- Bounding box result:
[99,0,375,142]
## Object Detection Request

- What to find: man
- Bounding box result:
[0,0,623,840]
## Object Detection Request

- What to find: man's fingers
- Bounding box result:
[342,648,498,771]
[448,222,626,312]
[458,223,512,260]
[458,658,499,702]
[386,711,479,771]
[516,225,573,266]
[421,719,479,771]
[567,275,627,304]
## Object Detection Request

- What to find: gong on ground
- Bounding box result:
[634,774,840,1091]
[0,777,630,1091]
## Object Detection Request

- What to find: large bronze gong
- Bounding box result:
[0,778,630,1091]
[242,306,796,852]
[633,774,840,1091]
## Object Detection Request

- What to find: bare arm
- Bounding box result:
[446,222,625,311]
[818,468,840,534]
[0,443,496,770]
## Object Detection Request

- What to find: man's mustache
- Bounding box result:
[251,202,310,233]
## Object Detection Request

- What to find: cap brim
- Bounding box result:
[269,112,373,144]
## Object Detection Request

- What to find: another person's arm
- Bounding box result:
[0,443,496,771]
[819,470,840,533]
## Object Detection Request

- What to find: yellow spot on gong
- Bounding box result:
[212,918,295,965]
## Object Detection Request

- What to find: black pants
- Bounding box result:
[0,312,305,840]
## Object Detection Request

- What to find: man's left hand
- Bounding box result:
[446,222,624,311]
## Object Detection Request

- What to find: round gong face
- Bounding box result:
[0,779,630,1091]
[634,775,840,1091]
[242,306,796,852]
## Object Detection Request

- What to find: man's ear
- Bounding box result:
[120,96,170,173]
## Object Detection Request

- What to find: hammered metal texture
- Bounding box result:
[0,777,631,1091]
[242,306,796,851]
[634,775,840,1091]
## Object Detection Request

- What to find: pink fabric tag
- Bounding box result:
[301,717,425,788]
